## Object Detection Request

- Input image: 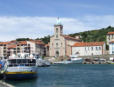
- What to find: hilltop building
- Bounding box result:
[107,32,114,45]
[49,18,80,58]
[109,41,114,54]
[72,42,106,56]
[107,32,114,54]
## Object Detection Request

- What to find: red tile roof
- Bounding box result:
[0,42,10,45]
[107,32,114,35]
[30,40,45,45]
[73,42,105,47]
[18,41,27,45]
[62,35,80,41]
[8,45,17,48]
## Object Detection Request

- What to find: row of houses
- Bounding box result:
[0,40,47,58]
[49,19,114,58]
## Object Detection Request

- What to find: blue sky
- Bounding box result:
[0,0,114,41]
[0,0,114,17]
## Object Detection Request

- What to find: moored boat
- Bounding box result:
[70,55,83,64]
[4,53,37,79]
[36,58,51,67]
[54,60,72,64]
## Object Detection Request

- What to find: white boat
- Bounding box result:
[4,53,37,79]
[70,55,83,64]
[36,58,51,67]
[54,60,72,64]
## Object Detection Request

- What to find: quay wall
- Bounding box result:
[80,54,114,60]
[0,80,14,87]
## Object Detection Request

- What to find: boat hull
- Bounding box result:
[71,59,83,64]
[5,72,37,79]
[5,66,37,79]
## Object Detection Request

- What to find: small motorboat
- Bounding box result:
[70,55,83,64]
[54,60,72,64]
[36,58,51,67]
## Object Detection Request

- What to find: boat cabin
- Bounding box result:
[7,59,36,67]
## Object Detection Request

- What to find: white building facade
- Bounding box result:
[107,32,114,45]
[72,42,106,56]
[109,41,114,54]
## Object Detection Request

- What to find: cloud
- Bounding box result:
[0,16,114,41]
[82,15,114,28]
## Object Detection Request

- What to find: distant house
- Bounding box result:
[49,18,80,58]
[0,40,46,58]
[107,32,114,45]
[109,41,114,54]
[72,42,106,56]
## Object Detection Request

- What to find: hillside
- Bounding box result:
[69,26,114,42]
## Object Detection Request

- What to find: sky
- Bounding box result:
[0,0,114,41]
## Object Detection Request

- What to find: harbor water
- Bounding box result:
[5,64,114,87]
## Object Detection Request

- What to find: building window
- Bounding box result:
[60,29,62,33]
[96,47,98,50]
[61,43,62,47]
[17,48,20,50]
[85,47,86,51]
[88,47,89,50]
[91,47,93,51]
[112,35,113,39]
[112,47,114,50]
[56,43,58,47]
[56,35,58,38]
[112,51,114,54]
[28,44,30,46]
[56,28,58,33]
[99,47,101,50]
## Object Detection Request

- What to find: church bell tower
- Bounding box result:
[54,18,63,38]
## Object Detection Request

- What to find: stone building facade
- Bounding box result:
[49,19,80,58]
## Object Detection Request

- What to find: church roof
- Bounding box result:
[62,35,80,41]
[72,42,105,47]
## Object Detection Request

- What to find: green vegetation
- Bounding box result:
[36,35,50,44]
[16,36,50,44]
[16,38,30,41]
[69,26,114,42]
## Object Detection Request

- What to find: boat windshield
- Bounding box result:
[7,59,36,67]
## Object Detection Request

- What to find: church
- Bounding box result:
[49,18,80,58]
